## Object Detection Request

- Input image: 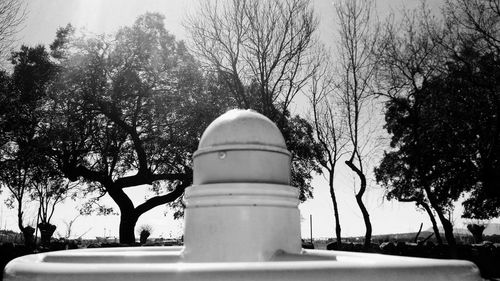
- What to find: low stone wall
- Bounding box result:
[327,241,500,279]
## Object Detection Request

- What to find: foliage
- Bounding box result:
[0,44,68,247]
[373,5,445,209]
[137,224,152,244]
[374,70,481,249]
[137,224,152,236]
[376,0,500,221]
[429,48,500,219]
[375,1,500,252]
[440,0,500,220]
[38,13,233,243]
[284,114,323,200]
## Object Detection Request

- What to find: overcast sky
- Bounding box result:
[2,0,485,241]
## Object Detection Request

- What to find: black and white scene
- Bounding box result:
[1,0,499,280]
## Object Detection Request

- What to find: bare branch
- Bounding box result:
[334,0,379,249]
[185,0,318,117]
[0,0,26,60]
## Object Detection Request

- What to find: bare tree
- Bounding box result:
[443,0,500,55]
[309,50,348,247]
[186,0,323,201]
[57,215,92,241]
[335,0,379,249]
[0,0,26,60]
[376,6,445,99]
[185,0,319,121]
[57,215,80,239]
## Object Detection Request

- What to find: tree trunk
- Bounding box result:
[119,211,138,244]
[439,214,456,256]
[106,184,138,244]
[420,201,443,245]
[433,206,456,249]
[414,223,423,243]
[356,191,372,250]
[38,222,56,247]
[329,172,342,247]
[424,186,457,257]
[413,94,456,255]
[17,203,35,248]
[346,160,372,250]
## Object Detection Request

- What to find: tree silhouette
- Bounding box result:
[334,0,379,249]
[309,51,348,247]
[0,44,60,247]
[41,14,232,243]
[374,5,447,246]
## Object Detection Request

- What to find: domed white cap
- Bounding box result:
[198,109,287,150]
[193,109,291,185]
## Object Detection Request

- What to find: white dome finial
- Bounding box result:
[198,109,287,149]
[193,109,291,185]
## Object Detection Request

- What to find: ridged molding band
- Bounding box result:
[193,144,291,158]
[185,183,299,208]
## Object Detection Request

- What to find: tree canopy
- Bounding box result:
[0,43,65,246]
[33,13,234,243]
[375,0,500,249]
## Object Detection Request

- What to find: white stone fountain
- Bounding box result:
[4,109,482,281]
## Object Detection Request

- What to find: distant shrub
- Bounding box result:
[137,225,153,244]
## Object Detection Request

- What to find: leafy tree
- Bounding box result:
[440,0,500,220]
[375,1,500,255]
[283,115,323,201]
[374,5,447,245]
[375,147,443,245]
[375,44,500,254]
[431,47,500,220]
[0,44,59,247]
[31,173,71,247]
[0,137,36,246]
[42,14,232,244]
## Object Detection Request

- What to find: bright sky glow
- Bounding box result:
[2,0,495,241]
[73,0,103,31]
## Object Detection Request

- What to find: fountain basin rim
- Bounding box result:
[5,248,481,281]
[5,247,479,265]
